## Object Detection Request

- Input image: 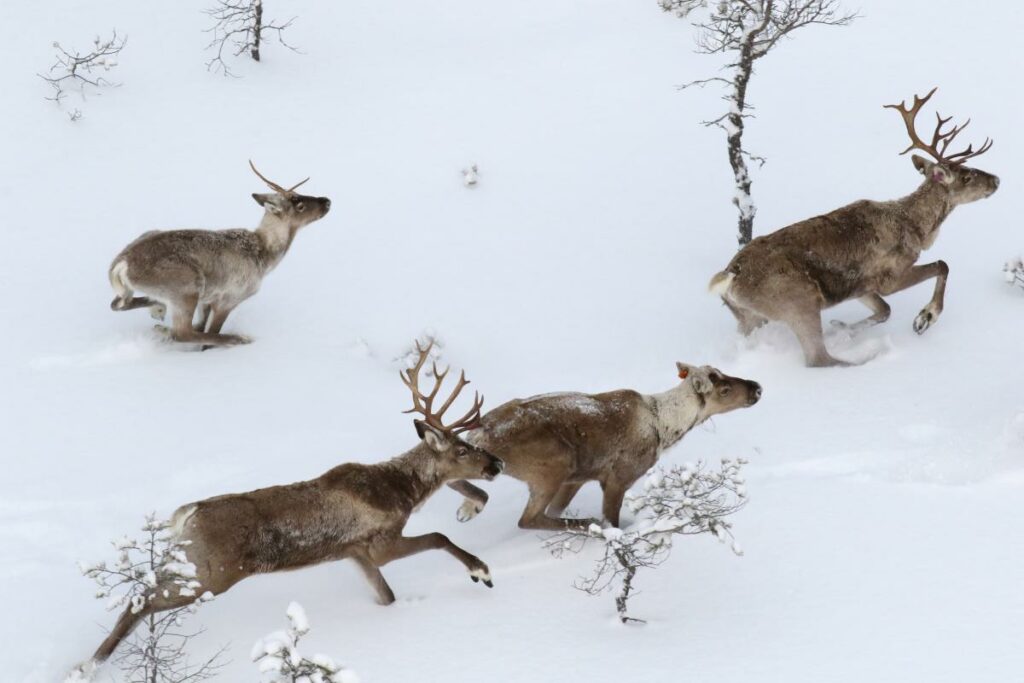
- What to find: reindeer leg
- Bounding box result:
[724,299,768,336]
[88,585,200,666]
[111,296,166,320]
[830,294,891,332]
[89,603,149,665]
[200,305,240,351]
[160,296,250,347]
[194,304,212,332]
[352,554,396,605]
[519,482,596,531]
[447,480,489,522]
[599,479,630,528]
[546,482,585,518]
[787,309,854,368]
[369,533,493,588]
[882,261,949,334]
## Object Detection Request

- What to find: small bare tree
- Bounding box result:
[252,603,359,683]
[660,0,856,246]
[204,0,297,75]
[38,31,126,118]
[546,459,747,623]
[77,514,227,683]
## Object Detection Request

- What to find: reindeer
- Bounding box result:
[108,161,331,347]
[72,342,503,678]
[448,363,761,531]
[709,88,999,367]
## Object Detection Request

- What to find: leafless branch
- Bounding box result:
[546,459,748,623]
[38,31,125,107]
[204,0,299,76]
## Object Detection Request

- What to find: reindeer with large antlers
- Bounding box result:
[709,88,999,366]
[71,341,503,678]
[107,161,331,347]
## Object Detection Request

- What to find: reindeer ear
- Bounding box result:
[912,155,953,185]
[677,362,712,394]
[414,420,449,452]
[253,193,284,214]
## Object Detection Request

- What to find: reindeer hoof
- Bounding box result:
[457,499,484,523]
[829,319,850,329]
[469,565,492,587]
[913,306,940,335]
[149,304,166,321]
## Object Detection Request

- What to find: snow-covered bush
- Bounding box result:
[79,514,225,682]
[1003,257,1024,290]
[205,0,298,75]
[547,459,748,623]
[38,31,126,119]
[462,164,480,188]
[252,602,358,683]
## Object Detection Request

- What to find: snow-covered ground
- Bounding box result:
[2,1,1022,681]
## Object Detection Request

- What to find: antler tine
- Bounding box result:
[448,391,485,434]
[884,88,993,166]
[399,340,434,416]
[249,159,289,194]
[433,369,469,421]
[883,87,939,158]
[944,137,993,164]
[287,177,311,193]
[398,340,483,434]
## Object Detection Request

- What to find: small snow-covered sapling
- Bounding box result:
[252,602,359,683]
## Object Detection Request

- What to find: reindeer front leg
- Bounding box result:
[369,533,493,588]
[447,480,489,522]
[885,261,949,334]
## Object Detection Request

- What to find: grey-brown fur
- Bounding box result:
[81,420,502,669]
[710,95,999,367]
[450,363,761,530]
[108,164,331,347]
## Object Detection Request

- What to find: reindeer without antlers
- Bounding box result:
[449,362,761,531]
[709,87,999,367]
[108,161,331,347]
[72,341,503,678]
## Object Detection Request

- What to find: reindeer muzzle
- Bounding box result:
[484,457,504,480]
[747,382,763,406]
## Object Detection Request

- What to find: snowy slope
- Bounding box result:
[1,1,1022,681]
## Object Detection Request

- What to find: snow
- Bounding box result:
[1,0,1022,682]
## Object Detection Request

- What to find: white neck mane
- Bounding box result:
[647,382,706,452]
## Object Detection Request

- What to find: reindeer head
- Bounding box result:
[401,342,504,481]
[675,362,762,416]
[885,88,999,205]
[249,160,332,229]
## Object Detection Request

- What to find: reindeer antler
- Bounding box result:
[884,88,993,166]
[249,160,311,195]
[400,341,484,435]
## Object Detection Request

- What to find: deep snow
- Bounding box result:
[1,1,1022,681]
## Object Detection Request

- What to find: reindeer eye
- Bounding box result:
[296,202,306,211]
[962,175,973,184]
[719,385,731,396]
[456,448,467,458]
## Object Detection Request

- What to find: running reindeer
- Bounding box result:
[108,161,331,347]
[72,342,502,678]
[709,88,999,366]
[448,362,761,531]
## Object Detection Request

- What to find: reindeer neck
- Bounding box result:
[372,445,447,513]
[254,214,299,272]
[894,180,954,249]
[648,383,705,452]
